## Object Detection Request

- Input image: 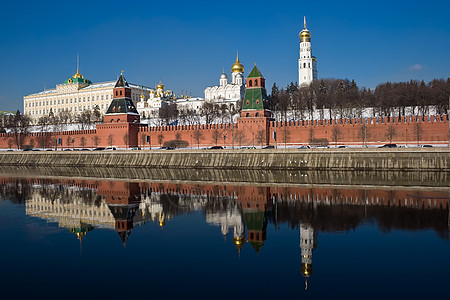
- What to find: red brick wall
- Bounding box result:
[0,114,448,149]
[268,115,449,147]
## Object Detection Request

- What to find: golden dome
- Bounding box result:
[299,16,311,42]
[231,53,244,73]
[73,69,84,79]
[157,81,164,90]
[299,29,311,41]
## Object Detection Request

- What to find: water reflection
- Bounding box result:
[1,174,449,292]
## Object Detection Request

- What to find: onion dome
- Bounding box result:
[233,236,245,255]
[231,52,244,73]
[220,72,228,79]
[157,81,164,90]
[299,16,311,42]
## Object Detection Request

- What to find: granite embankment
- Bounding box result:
[0,148,449,171]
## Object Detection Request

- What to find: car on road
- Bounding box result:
[298,145,311,149]
[93,147,105,151]
[338,145,348,148]
[422,144,433,148]
[209,146,223,150]
[105,146,116,150]
[131,147,141,150]
[379,143,397,148]
[262,145,275,149]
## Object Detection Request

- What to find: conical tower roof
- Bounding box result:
[115,72,129,88]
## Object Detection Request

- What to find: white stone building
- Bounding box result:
[23,69,153,123]
[136,81,175,118]
[204,54,246,111]
[298,17,318,86]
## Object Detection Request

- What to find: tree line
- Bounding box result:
[269,78,450,121]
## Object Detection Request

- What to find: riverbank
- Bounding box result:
[0,148,449,171]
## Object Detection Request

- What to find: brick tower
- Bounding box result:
[96,72,141,148]
[237,64,273,146]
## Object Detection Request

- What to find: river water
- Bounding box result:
[0,167,449,299]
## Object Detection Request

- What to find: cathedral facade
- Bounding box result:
[204,54,246,110]
[298,17,318,86]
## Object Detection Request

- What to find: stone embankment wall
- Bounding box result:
[0,148,449,171]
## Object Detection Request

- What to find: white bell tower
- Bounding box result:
[298,17,317,86]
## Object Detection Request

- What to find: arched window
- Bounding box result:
[246,113,250,117]
[303,63,306,68]
[254,79,258,86]
[255,112,259,117]
[248,80,252,87]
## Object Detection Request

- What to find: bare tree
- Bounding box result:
[308,127,315,145]
[211,129,220,146]
[78,110,93,130]
[201,102,220,124]
[331,126,342,147]
[93,105,102,123]
[192,130,203,149]
[123,133,129,149]
[385,125,397,143]
[80,137,87,148]
[93,136,100,147]
[107,134,114,147]
[37,116,50,148]
[159,102,178,125]
[6,110,31,149]
[281,126,291,148]
[412,123,423,146]
[358,123,371,148]
[175,132,182,141]
[256,130,266,147]
[7,138,14,150]
[157,133,164,147]
[234,129,245,148]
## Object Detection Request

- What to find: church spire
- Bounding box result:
[304,16,307,29]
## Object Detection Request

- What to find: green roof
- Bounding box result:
[106,99,139,115]
[63,76,92,85]
[247,65,263,78]
[242,87,269,111]
[244,211,266,231]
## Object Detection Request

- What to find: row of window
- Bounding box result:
[26,94,113,108]
[28,104,108,115]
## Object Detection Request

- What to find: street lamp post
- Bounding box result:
[223,132,227,148]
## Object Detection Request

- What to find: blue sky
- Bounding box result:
[1,0,449,111]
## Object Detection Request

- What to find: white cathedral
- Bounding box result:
[298,17,318,86]
[204,53,245,111]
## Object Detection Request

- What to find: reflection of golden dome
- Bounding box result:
[158,214,166,228]
[231,53,244,73]
[233,236,245,253]
[157,81,164,90]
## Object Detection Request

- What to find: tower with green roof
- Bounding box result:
[240,64,271,117]
[237,64,273,147]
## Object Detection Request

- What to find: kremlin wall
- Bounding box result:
[0,67,449,150]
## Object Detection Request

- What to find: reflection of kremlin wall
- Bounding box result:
[4,176,447,258]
